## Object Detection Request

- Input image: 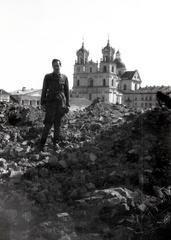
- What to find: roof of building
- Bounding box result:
[135,85,171,93]
[121,71,136,79]
[10,88,41,95]
[77,42,89,54]
[0,89,10,95]
[102,39,115,52]
[113,58,126,69]
[121,86,171,94]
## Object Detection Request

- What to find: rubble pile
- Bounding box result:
[0,102,44,127]
[0,102,171,239]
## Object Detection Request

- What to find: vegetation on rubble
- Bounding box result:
[0,101,171,239]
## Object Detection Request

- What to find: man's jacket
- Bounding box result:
[41,72,69,106]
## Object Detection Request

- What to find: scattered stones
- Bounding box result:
[0,102,171,239]
[59,160,68,168]
[39,168,49,178]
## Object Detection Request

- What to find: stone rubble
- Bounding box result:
[0,101,171,239]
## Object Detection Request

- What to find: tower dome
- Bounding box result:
[113,58,126,68]
[113,50,126,69]
[76,40,89,64]
[77,41,89,54]
[101,38,115,62]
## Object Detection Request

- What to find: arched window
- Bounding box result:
[90,79,93,87]
[103,66,107,72]
[77,80,80,87]
[88,78,94,87]
[103,79,106,86]
[90,67,92,72]
[79,58,82,64]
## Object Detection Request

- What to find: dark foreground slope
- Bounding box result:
[0,102,171,239]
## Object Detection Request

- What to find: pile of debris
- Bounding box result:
[0,101,171,239]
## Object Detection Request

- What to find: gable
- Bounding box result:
[132,70,141,82]
[121,70,141,82]
[121,71,136,80]
[0,89,10,95]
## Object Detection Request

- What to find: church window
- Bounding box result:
[112,66,114,72]
[90,67,92,72]
[77,80,80,86]
[90,79,93,87]
[88,78,94,87]
[103,79,106,86]
[103,66,107,72]
[135,84,137,90]
[112,79,114,86]
[77,67,80,72]
[79,58,82,64]
[124,84,127,90]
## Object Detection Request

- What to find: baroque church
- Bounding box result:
[72,39,142,105]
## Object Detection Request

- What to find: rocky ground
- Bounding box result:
[0,101,171,240]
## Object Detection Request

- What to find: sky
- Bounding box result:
[0,0,171,92]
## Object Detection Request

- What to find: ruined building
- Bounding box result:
[10,87,42,106]
[72,39,142,104]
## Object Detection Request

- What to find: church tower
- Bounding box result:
[73,40,90,91]
[75,40,89,65]
[99,38,116,73]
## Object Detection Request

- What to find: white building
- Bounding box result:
[72,39,142,104]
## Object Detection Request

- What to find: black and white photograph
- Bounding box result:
[0,0,171,239]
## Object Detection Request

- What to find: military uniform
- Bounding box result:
[40,72,69,147]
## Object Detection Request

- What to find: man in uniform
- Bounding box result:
[39,59,70,150]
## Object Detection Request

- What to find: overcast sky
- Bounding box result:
[0,0,170,92]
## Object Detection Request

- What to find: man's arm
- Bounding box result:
[41,75,48,106]
[64,76,70,107]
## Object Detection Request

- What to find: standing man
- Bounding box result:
[39,59,70,150]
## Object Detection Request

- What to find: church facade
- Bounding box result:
[72,39,142,105]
